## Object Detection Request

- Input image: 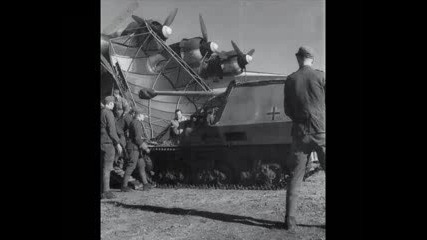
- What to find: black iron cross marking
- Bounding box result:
[267,106,280,120]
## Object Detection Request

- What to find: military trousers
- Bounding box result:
[285,133,326,219]
[101,143,115,193]
[122,149,148,187]
[114,135,128,167]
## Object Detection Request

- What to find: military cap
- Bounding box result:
[296,46,315,58]
[104,96,115,104]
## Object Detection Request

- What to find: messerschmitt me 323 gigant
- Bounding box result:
[101,2,320,189]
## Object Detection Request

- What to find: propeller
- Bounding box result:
[130,8,177,40]
[164,8,178,26]
[101,0,139,61]
[131,15,145,25]
[231,40,255,70]
[198,14,219,57]
[200,14,208,41]
[179,14,218,56]
[121,8,177,48]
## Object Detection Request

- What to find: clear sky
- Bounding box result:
[101,0,325,75]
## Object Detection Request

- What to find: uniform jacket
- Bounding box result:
[114,97,130,113]
[170,116,188,135]
[101,108,121,145]
[115,113,133,147]
[284,65,325,136]
[115,113,133,136]
[126,119,149,151]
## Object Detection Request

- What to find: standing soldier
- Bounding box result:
[283,46,326,231]
[101,96,123,199]
[114,107,134,169]
[121,108,153,192]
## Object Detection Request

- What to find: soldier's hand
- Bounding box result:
[171,120,179,128]
[116,144,123,155]
[146,148,150,154]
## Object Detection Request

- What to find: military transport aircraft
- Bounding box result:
[101,2,286,140]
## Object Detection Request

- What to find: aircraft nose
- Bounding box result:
[162,25,172,38]
[245,54,253,63]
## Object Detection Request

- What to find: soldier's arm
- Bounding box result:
[170,120,180,133]
[140,142,150,152]
[133,121,148,150]
[122,98,130,114]
[124,114,132,131]
[317,70,326,92]
[284,81,294,118]
[106,112,121,145]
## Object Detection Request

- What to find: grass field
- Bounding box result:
[101,171,325,240]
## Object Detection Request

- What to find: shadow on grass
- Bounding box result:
[104,201,325,230]
[298,224,325,229]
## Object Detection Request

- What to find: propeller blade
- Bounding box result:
[199,14,208,41]
[247,49,255,56]
[131,15,145,25]
[231,40,244,57]
[102,0,139,35]
[164,8,178,26]
[231,40,248,69]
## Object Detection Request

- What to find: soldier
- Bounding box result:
[283,46,326,231]
[206,107,218,126]
[170,109,188,135]
[170,109,188,143]
[113,89,130,115]
[121,108,153,192]
[113,107,134,169]
[101,96,123,199]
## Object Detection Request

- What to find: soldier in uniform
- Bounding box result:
[283,46,326,231]
[113,89,130,115]
[170,109,188,143]
[100,96,123,199]
[114,107,134,169]
[170,109,188,135]
[121,108,153,192]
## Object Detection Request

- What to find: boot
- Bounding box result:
[143,183,153,191]
[122,171,131,190]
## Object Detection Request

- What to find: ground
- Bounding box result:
[101,171,325,240]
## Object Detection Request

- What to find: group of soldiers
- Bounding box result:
[100,46,325,231]
[100,89,153,200]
